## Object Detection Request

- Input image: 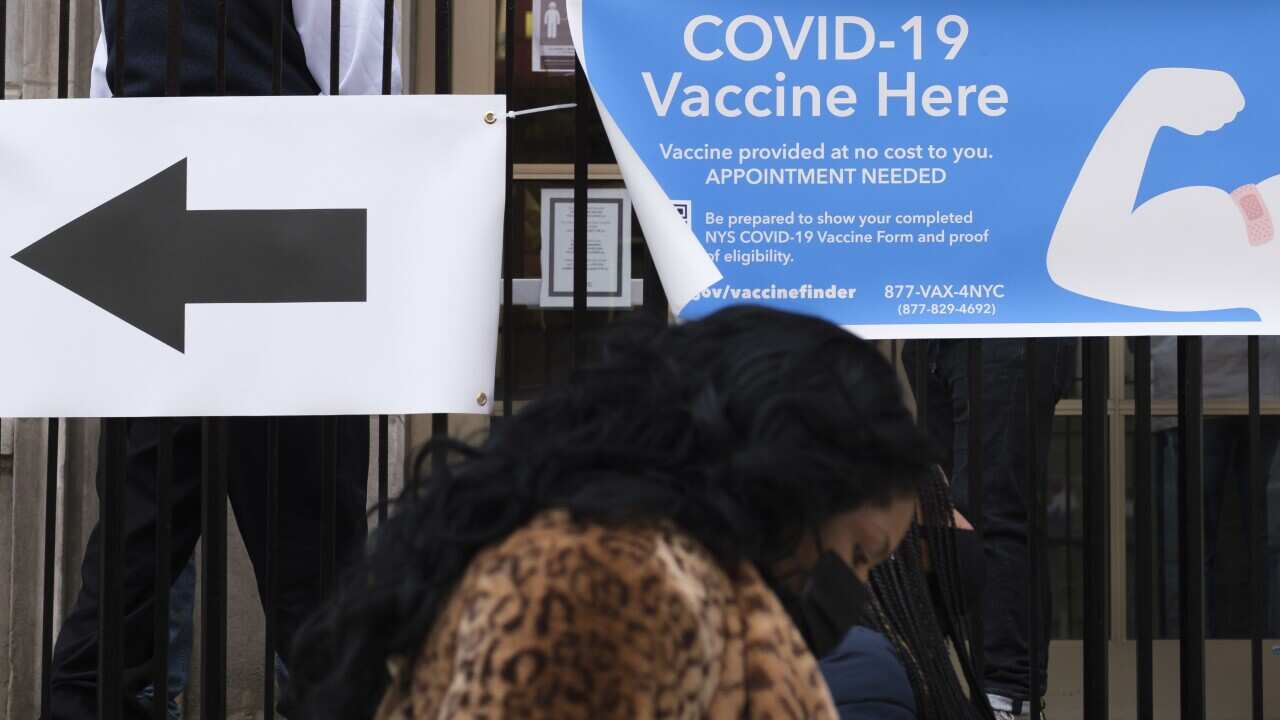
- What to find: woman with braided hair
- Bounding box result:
[288,306,940,719]
[821,467,994,720]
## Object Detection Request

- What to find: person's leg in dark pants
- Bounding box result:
[1153,428,1180,636]
[1260,419,1280,637]
[902,340,956,480]
[1201,419,1236,637]
[224,416,368,699]
[46,419,205,720]
[46,416,367,720]
[1202,418,1280,637]
[915,338,1075,714]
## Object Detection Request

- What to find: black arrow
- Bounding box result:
[11,159,367,352]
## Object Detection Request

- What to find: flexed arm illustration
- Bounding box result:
[1047,68,1278,314]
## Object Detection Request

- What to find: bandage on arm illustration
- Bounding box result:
[1047,68,1275,313]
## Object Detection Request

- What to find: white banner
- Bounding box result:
[0,95,506,417]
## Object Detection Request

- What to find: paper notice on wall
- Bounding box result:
[539,188,633,309]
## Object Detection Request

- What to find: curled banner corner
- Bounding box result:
[566,0,723,316]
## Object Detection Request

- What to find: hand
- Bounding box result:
[1131,68,1245,136]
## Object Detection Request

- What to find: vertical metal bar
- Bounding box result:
[200,419,227,720]
[57,0,70,97]
[435,0,451,94]
[330,0,341,95]
[1066,421,1075,630]
[100,4,129,715]
[99,420,127,720]
[320,0,343,614]
[214,0,225,95]
[41,5,72,710]
[1133,337,1154,720]
[1248,335,1264,720]
[572,59,590,367]
[40,419,59,714]
[1082,337,1110,718]
[164,0,181,96]
[150,9,181,717]
[378,415,389,522]
[1025,339,1044,720]
[1156,427,1170,638]
[111,0,126,96]
[272,0,284,95]
[201,3,229,715]
[501,0,517,418]
[1177,336,1206,720]
[0,0,7,100]
[265,7,283,716]
[431,413,448,477]
[151,420,173,720]
[320,419,337,599]
[382,0,394,95]
[913,342,929,429]
[432,0,452,464]
[263,419,280,717]
[965,340,984,677]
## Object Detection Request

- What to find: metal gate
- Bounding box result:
[0,2,1271,719]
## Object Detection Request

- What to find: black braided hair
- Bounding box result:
[287,306,939,719]
[865,468,995,719]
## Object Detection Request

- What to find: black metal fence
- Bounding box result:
[2,2,1273,719]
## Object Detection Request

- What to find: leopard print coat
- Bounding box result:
[375,510,838,719]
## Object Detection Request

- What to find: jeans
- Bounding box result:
[135,559,293,720]
[45,417,369,720]
[904,338,1077,706]
[1154,418,1280,637]
[136,561,195,720]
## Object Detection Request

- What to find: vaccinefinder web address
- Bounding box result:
[700,283,858,301]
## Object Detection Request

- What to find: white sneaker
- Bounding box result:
[992,705,1047,720]
[989,695,1046,719]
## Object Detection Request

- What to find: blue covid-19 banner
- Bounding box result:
[569,0,1280,338]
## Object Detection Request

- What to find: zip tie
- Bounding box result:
[506,103,578,119]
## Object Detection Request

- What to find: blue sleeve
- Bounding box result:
[819,627,918,720]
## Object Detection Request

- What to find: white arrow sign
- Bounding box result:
[0,94,506,418]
